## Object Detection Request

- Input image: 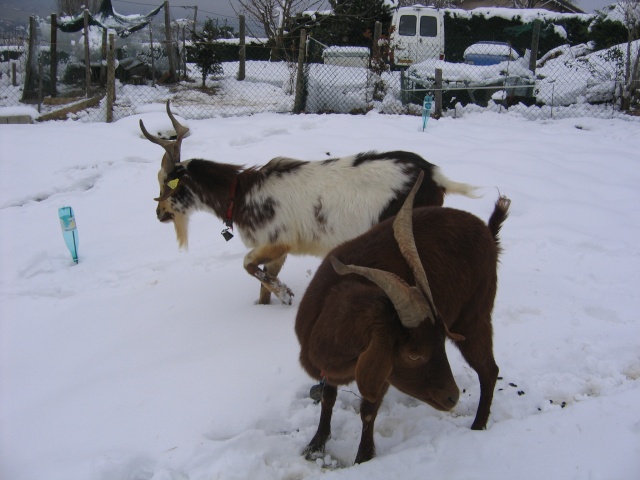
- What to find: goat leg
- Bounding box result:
[303,383,337,460]
[354,383,389,464]
[258,255,288,305]
[455,317,499,430]
[244,248,291,305]
[248,264,293,305]
[470,364,498,430]
[245,263,293,305]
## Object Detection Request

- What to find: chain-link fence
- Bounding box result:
[0,29,28,111]
[1,17,638,123]
[397,33,639,121]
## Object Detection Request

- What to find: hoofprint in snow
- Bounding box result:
[1,110,639,480]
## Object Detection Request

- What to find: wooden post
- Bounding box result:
[293,29,307,113]
[12,62,18,87]
[192,5,198,38]
[50,13,58,97]
[182,26,187,80]
[528,19,541,98]
[100,28,107,86]
[150,27,156,86]
[529,19,541,73]
[38,55,43,112]
[238,14,246,81]
[21,16,38,101]
[84,9,91,97]
[373,21,382,60]
[107,32,115,123]
[164,1,177,82]
[433,68,443,118]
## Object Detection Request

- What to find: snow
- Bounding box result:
[463,42,520,60]
[537,40,640,106]
[0,105,39,119]
[408,58,534,85]
[1,110,640,480]
[446,7,591,22]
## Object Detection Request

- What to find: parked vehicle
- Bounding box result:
[390,5,445,69]
[463,41,520,66]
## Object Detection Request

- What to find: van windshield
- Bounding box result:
[398,15,417,36]
[420,16,437,37]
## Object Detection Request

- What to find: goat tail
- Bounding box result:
[431,167,480,199]
[488,195,511,249]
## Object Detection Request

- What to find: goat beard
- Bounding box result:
[173,213,190,250]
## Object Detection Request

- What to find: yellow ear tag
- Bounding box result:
[167,178,179,190]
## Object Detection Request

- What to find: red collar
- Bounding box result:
[224,178,237,228]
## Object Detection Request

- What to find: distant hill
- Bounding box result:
[0,0,54,30]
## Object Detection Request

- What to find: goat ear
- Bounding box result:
[355,335,393,403]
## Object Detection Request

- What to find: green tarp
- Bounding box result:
[57,0,164,37]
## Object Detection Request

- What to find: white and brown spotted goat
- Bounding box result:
[140,100,478,305]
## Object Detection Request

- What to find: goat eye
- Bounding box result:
[408,354,421,361]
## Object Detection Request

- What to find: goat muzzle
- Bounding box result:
[157,210,174,222]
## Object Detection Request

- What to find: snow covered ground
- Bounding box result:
[1,109,640,480]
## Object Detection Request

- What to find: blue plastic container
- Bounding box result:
[58,206,79,264]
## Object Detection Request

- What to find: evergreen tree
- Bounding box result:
[188,18,225,88]
[322,0,392,46]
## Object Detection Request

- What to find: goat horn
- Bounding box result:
[330,256,432,328]
[393,172,466,341]
[138,100,190,172]
[165,100,190,141]
[393,171,437,311]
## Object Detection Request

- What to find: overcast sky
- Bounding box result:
[0,0,618,30]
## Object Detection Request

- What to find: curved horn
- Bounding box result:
[392,172,465,342]
[139,100,190,173]
[393,171,435,305]
[165,99,190,141]
[330,256,432,328]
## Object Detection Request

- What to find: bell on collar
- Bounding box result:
[309,383,324,404]
[221,228,234,241]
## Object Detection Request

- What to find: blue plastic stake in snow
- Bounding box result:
[58,206,79,264]
[422,95,433,131]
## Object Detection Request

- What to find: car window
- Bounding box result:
[398,15,417,36]
[420,16,437,37]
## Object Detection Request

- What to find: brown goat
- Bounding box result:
[295,173,510,464]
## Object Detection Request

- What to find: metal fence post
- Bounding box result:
[50,13,58,97]
[528,19,541,99]
[107,32,115,123]
[294,29,307,113]
[84,10,91,97]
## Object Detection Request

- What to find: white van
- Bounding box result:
[390,5,445,68]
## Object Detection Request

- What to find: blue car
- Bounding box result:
[464,41,520,66]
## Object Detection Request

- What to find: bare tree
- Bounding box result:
[232,0,323,49]
[510,0,542,8]
[56,0,101,16]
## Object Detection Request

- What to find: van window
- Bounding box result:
[398,15,417,36]
[420,16,437,37]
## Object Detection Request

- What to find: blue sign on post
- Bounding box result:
[58,206,79,264]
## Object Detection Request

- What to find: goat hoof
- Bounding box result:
[275,287,294,305]
[303,445,325,461]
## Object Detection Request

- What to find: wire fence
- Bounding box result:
[1,21,639,123]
